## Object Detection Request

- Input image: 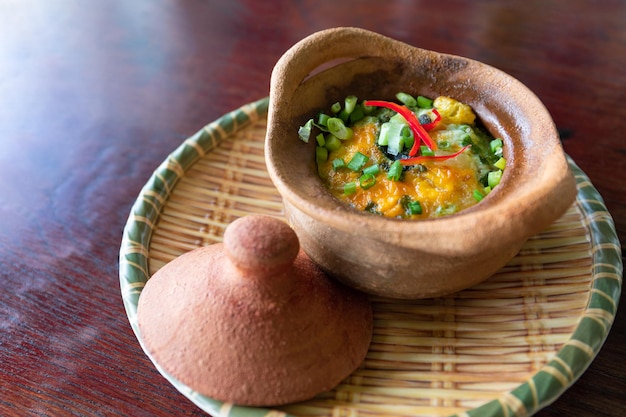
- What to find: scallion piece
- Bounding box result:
[389,113,408,124]
[317,113,330,127]
[420,145,435,156]
[349,105,365,123]
[298,119,313,143]
[324,134,342,151]
[347,152,369,171]
[359,173,376,189]
[488,169,503,188]
[401,126,414,150]
[494,157,506,170]
[417,95,434,109]
[473,189,484,202]
[363,164,380,176]
[435,204,457,216]
[316,146,328,163]
[387,160,402,181]
[343,182,357,195]
[408,200,422,215]
[315,133,325,147]
[396,92,417,107]
[344,95,358,115]
[326,117,353,140]
[490,138,503,154]
[384,122,407,156]
[331,102,341,113]
[362,101,374,114]
[332,158,345,171]
[378,123,391,146]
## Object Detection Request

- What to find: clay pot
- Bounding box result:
[136,215,373,406]
[265,27,577,299]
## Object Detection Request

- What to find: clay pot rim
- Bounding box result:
[265,27,575,255]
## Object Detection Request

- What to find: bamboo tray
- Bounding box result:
[119,98,622,417]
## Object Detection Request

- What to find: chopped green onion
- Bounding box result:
[298,119,313,143]
[362,101,374,114]
[332,158,345,171]
[387,160,402,181]
[343,182,357,195]
[488,169,503,188]
[315,133,325,147]
[420,145,435,156]
[435,204,457,216]
[402,127,414,150]
[316,146,328,163]
[331,102,341,113]
[494,157,506,170]
[349,105,365,123]
[383,122,407,155]
[344,95,358,114]
[347,152,369,171]
[483,186,492,195]
[490,138,503,154]
[408,200,422,215]
[387,130,404,155]
[317,113,330,127]
[377,123,391,146]
[400,195,422,215]
[473,189,484,201]
[396,92,417,107]
[359,173,376,189]
[363,164,380,176]
[417,95,434,109]
[324,134,342,151]
[326,117,353,140]
[389,113,408,125]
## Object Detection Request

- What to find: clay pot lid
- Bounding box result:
[137,215,373,406]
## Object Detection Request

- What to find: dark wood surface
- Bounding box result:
[1,1,624,416]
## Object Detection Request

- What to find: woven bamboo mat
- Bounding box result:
[120,98,622,417]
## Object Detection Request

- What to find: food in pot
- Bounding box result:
[298,93,506,219]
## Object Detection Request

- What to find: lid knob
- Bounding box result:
[224,215,299,276]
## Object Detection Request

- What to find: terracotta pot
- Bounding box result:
[137,215,373,406]
[265,27,577,299]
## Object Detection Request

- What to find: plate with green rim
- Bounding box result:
[119,97,622,417]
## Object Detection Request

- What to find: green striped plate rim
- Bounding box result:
[119,97,622,417]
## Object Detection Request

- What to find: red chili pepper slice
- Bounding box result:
[400,145,471,166]
[364,100,438,155]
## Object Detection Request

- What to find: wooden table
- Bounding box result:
[1,1,623,416]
